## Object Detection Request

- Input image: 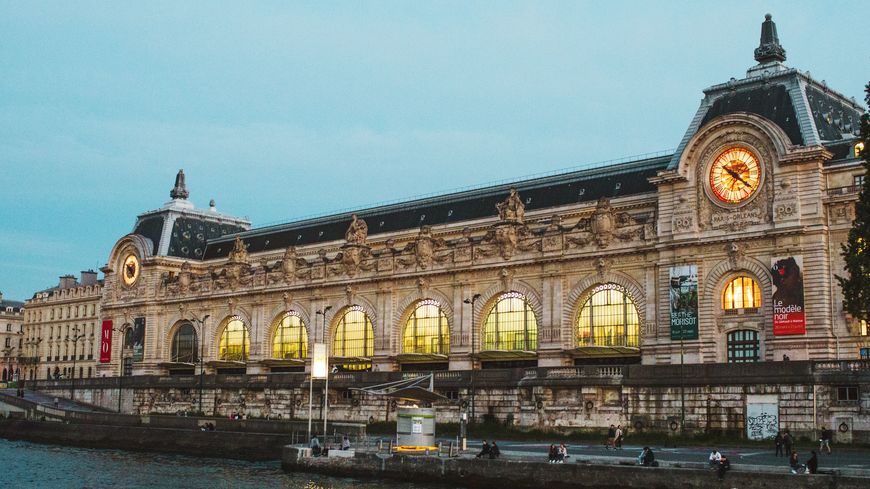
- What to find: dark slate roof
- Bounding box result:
[168,217,247,260]
[700,84,802,145]
[805,85,864,143]
[1,299,24,311]
[824,138,862,164]
[203,155,670,259]
[132,215,165,254]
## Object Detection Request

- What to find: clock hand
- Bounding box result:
[724,166,752,188]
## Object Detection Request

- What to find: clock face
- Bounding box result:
[122,254,140,286]
[709,147,761,204]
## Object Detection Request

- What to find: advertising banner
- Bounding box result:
[669,265,699,340]
[132,317,146,362]
[99,320,113,363]
[771,256,806,335]
[312,343,328,379]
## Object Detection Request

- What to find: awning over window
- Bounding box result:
[395,353,448,363]
[569,346,640,357]
[476,350,537,361]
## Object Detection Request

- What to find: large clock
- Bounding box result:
[709,147,762,204]
[122,254,140,287]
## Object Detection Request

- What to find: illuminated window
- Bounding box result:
[482,292,538,351]
[332,306,374,370]
[577,284,639,348]
[218,316,250,362]
[170,322,197,363]
[402,299,450,355]
[722,276,761,310]
[726,330,759,363]
[855,141,865,158]
[272,311,308,360]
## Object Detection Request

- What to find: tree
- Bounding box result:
[837,82,870,330]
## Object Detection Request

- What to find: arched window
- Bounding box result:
[272,311,308,360]
[218,316,250,362]
[722,276,761,310]
[402,299,450,355]
[170,322,198,363]
[726,330,759,363]
[332,306,374,370]
[577,284,640,348]
[482,292,538,351]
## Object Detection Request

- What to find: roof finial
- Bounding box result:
[754,13,786,64]
[170,169,190,200]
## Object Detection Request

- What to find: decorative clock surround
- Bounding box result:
[708,147,762,204]
[121,253,140,287]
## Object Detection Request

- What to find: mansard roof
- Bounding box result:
[202,154,670,259]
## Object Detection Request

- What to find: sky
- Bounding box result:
[1,1,868,301]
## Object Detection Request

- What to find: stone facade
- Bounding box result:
[0,291,24,383]
[85,16,868,379]
[22,273,103,380]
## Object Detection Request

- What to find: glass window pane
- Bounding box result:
[482,292,538,351]
[219,317,250,362]
[271,312,307,359]
[171,322,197,363]
[576,284,640,347]
[402,300,450,355]
[332,306,374,370]
[723,276,761,310]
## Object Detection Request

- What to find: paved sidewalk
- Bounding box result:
[0,388,110,413]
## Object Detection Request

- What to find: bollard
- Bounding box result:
[438,441,443,457]
[378,439,383,452]
[388,439,393,453]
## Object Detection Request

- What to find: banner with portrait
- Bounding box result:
[132,317,146,362]
[99,320,113,363]
[669,265,699,340]
[771,256,805,335]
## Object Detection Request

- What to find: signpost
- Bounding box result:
[308,343,327,443]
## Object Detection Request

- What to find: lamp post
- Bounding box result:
[112,325,127,413]
[463,294,481,425]
[188,313,210,416]
[316,306,332,439]
[69,327,86,401]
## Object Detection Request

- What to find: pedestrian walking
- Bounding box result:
[614,425,624,450]
[774,431,784,457]
[783,430,793,456]
[819,426,832,454]
[606,424,616,449]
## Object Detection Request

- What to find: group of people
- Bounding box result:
[475,440,501,459]
[199,422,215,431]
[789,449,818,475]
[707,450,731,479]
[309,434,352,457]
[775,426,832,475]
[547,443,569,463]
[605,424,625,450]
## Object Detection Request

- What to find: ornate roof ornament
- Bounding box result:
[754,14,786,64]
[170,169,190,200]
[496,187,525,223]
[228,236,249,264]
[345,214,368,245]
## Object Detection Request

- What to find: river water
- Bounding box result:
[0,439,463,489]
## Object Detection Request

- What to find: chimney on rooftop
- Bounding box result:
[59,275,77,289]
[81,270,98,285]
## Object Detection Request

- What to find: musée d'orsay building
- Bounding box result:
[83,15,865,381]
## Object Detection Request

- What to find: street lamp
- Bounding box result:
[112,325,128,413]
[69,327,87,401]
[188,313,210,416]
[315,306,332,439]
[463,294,481,425]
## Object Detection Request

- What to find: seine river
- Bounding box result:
[0,439,463,489]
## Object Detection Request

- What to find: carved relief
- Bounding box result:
[345,214,368,245]
[397,225,449,269]
[828,202,855,224]
[564,198,648,250]
[496,187,525,223]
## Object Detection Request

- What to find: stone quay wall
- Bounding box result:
[28,360,870,443]
[282,448,870,489]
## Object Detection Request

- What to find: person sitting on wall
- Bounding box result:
[642,447,657,467]
[806,450,818,474]
[310,434,322,457]
[789,450,805,474]
[708,450,721,469]
[717,454,731,480]
[489,441,500,459]
[475,440,490,459]
[341,435,351,451]
[548,444,557,463]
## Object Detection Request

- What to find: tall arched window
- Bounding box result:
[402,299,450,355]
[482,292,538,351]
[170,322,198,363]
[218,316,250,362]
[332,306,374,370]
[272,311,308,360]
[577,284,640,348]
[726,330,759,363]
[722,276,761,310]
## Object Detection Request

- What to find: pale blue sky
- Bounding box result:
[1,1,867,300]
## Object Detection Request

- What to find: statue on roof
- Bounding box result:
[496,187,525,223]
[228,236,249,264]
[170,169,190,200]
[345,214,368,245]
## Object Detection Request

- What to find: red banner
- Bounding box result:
[772,256,806,335]
[100,320,113,363]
